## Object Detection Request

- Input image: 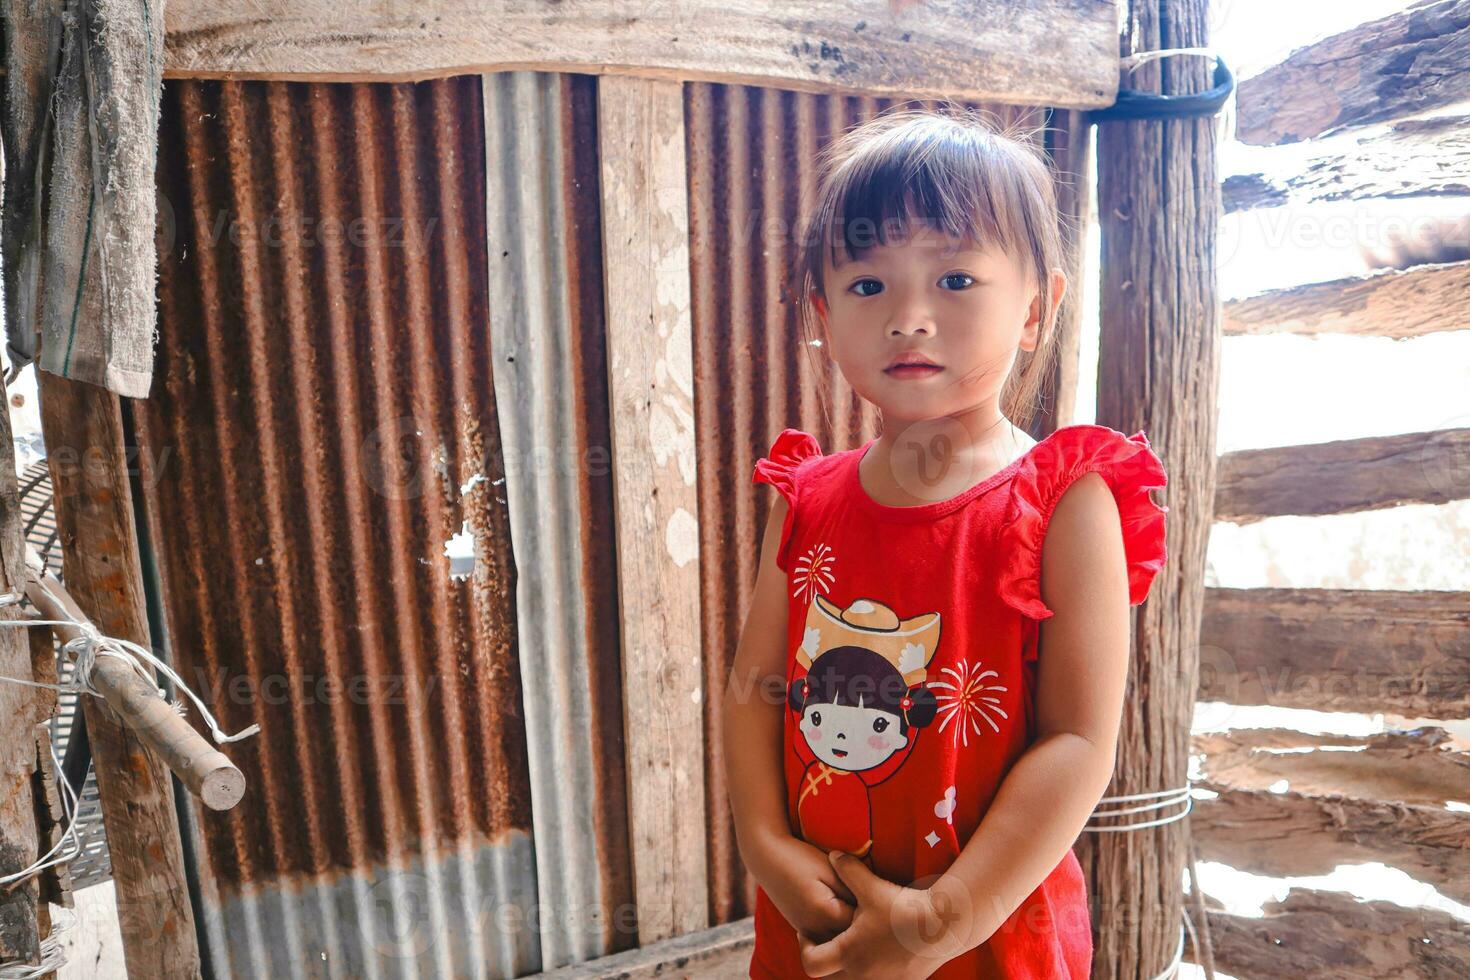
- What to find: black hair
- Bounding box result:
[787,645,938,734]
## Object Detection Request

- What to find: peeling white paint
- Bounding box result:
[648,397,697,486]
[460,472,487,496]
[444,522,479,580]
[665,507,698,567]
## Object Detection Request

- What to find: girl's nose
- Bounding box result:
[888,302,936,337]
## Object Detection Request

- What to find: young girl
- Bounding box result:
[722,108,1169,979]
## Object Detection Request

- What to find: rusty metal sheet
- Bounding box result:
[137,75,538,978]
[483,69,636,968]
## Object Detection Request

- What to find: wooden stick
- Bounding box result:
[21,548,245,811]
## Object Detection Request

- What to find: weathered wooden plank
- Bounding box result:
[1192,727,1470,903]
[1036,108,1091,433]
[1194,727,1470,805]
[598,74,708,944]
[1090,0,1219,976]
[1214,428,1470,523]
[1237,0,1470,145]
[1190,889,1470,978]
[30,726,70,909]
[0,341,41,964]
[1198,587,1470,718]
[531,917,754,979]
[160,0,1121,107]
[1223,259,1470,339]
[37,374,200,978]
[1223,114,1470,212]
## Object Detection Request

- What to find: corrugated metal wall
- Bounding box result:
[685,84,1042,924]
[137,76,541,979]
[481,70,638,968]
[133,66,1061,975]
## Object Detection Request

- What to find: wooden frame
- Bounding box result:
[162,0,1121,108]
[598,75,710,944]
[5,1,1142,973]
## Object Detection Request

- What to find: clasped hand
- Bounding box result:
[795,850,972,980]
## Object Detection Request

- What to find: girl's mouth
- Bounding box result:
[831,748,848,758]
[884,364,944,380]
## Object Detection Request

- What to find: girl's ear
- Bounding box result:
[1020,268,1067,353]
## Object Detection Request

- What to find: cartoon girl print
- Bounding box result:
[787,595,940,863]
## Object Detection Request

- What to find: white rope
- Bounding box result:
[1079,781,1205,976]
[1147,920,1186,980]
[0,907,76,980]
[0,717,83,891]
[1083,783,1195,832]
[0,607,257,891]
[0,616,260,746]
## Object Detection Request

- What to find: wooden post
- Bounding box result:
[1089,0,1220,976]
[37,374,202,978]
[1038,107,1093,434]
[597,74,710,944]
[0,376,42,972]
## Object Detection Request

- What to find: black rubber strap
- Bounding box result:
[1090,55,1235,121]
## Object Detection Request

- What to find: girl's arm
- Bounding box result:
[795,472,1137,978]
[724,495,856,940]
[927,470,1133,951]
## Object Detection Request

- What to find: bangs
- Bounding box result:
[815,115,1036,273]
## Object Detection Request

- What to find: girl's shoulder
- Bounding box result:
[997,424,1170,621]
[751,427,853,507]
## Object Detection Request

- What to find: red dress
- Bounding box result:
[748,424,1169,979]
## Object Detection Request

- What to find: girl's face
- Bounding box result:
[815,221,1060,423]
[799,699,907,772]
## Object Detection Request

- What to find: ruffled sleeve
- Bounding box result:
[752,428,824,572]
[998,425,1168,621]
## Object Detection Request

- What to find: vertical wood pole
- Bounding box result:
[596,75,710,943]
[37,374,202,978]
[1090,0,1220,976]
[0,381,41,968]
[1039,107,1093,434]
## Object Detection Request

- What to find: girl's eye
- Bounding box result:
[941,273,975,290]
[810,711,822,726]
[872,717,889,733]
[849,279,882,297]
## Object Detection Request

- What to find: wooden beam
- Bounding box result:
[37,374,201,979]
[1192,727,1470,904]
[598,74,709,944]
[160,0,1121,107]
[0,351,41,965]
[530,917,754,979]
[1090,0,1220,976]
[1223,260,1470,339]
[1190,889,1470,978]
[1034,107,1092,434]
[30,726,71,910]
[1193,727,1470,805]
[1237,0,1470,145]
[1223,114,1470,212]
[22,555,247,810]
[1214,428,1470,523]
[1199,587,1470,718]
